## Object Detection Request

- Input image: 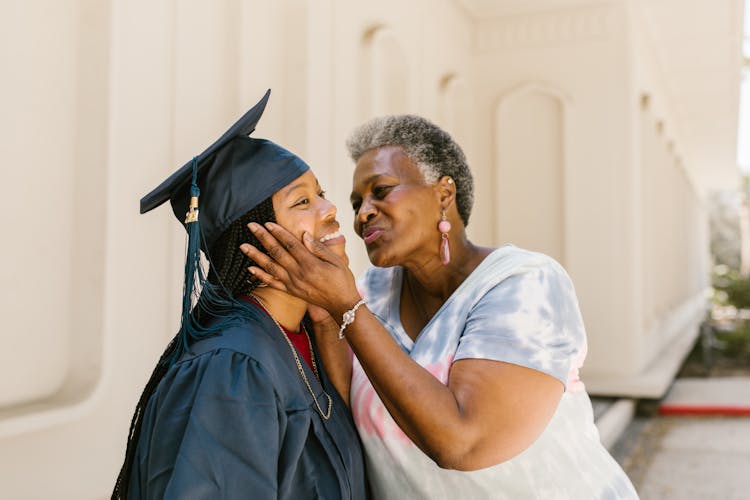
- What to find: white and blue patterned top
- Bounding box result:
[351,245,639,499]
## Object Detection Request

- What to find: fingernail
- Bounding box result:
[303,232,313,243]
[248,223,259,232]
[265,222,275,231]
[248,268,256,275]
[240,244,249,252]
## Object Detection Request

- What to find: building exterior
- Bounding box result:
[0,0,743,497]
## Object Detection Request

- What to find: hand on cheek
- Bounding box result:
[332,244,349,266]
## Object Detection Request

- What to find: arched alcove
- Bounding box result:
[0,0,110,432]
[438,73,473,156]
[280,0,309,151]
[494,82,568,264]
[359,25,409,119]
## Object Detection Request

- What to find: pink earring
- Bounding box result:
[438,209,451,265]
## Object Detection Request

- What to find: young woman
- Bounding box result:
[112,91,366,500]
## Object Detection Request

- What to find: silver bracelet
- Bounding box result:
[338,299,365,340]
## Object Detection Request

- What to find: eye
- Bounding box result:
[293,197,310,207]
[351,199,361,213]
[373,185,393,199]
[318,190,326,199]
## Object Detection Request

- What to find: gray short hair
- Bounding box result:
[346,115,474,226]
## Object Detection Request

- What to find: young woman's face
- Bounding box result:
[272,170,347,263]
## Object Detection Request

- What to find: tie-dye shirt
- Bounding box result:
[351,245,639,499]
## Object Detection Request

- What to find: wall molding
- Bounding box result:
[475,4,620,52]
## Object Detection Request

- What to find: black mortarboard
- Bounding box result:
[139,89,310,364]
[140,89,310,249]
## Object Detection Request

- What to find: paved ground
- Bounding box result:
[608,378,750,500]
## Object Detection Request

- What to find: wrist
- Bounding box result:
[309,313,336,327]
[337,298,366,340]
[309,318,341,344]
[330,288,364,318]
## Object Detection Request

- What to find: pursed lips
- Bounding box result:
[362,227,384,245]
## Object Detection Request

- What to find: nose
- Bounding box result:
[354,197,376,232]
[320,197,337,222]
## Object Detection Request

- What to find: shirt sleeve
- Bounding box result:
[161,351,282,499]
[454,261,586,389]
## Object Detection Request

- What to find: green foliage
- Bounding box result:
[712,265,750,309]
[714,324,750,359]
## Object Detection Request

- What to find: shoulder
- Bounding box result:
[156,318,308,412]
[469,246,586,341]
[175,311,287,378]
[465,246,573,306]
[486,245,564,276]
[457,249,586,386]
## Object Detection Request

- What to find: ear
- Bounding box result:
[435,176,456,210]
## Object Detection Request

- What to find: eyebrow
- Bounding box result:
[350,174,383,200]
[283,182,307,194]
[281,180,321,198]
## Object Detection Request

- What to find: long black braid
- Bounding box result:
[112,197,275,499]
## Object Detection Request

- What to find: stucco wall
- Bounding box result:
[0,0,725,497]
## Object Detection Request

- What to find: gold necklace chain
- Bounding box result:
[248,293,332,420]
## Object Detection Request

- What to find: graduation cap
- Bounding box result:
[140,89,310,363]
[141,89,310,248]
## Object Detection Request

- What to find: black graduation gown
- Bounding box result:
[128,306,367,499]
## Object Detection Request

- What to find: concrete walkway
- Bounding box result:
[606,377,750,500]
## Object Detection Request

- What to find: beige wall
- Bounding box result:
[0,0,736,497]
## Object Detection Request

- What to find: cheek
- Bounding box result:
[384,206,437,254]
[288,222,311,242]
[273,211,307,241]
[298,216,319,239]
[352,217,360,236]
[393,201,433,237]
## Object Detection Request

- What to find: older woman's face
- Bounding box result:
[350,146,440,267]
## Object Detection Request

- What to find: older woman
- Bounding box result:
[241,115,638,499]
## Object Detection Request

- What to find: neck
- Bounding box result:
[248,287,307,332]
[404,231,491,301]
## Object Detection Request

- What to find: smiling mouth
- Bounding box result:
[319,230,345,245]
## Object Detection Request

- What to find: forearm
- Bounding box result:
[311,316,352,406]
[335,305,478,467]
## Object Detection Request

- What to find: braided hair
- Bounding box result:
[207,197,276,295]
[112,197,275,499]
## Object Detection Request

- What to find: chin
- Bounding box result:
[366,249,396,268]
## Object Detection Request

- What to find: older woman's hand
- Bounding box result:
[240,222,362,315]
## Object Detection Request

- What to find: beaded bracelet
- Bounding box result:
[338,299,366,340]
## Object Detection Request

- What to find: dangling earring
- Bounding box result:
[438,209,451,265]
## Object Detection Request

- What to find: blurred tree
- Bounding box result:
[741,176,750,277]
[708,188,742,270]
